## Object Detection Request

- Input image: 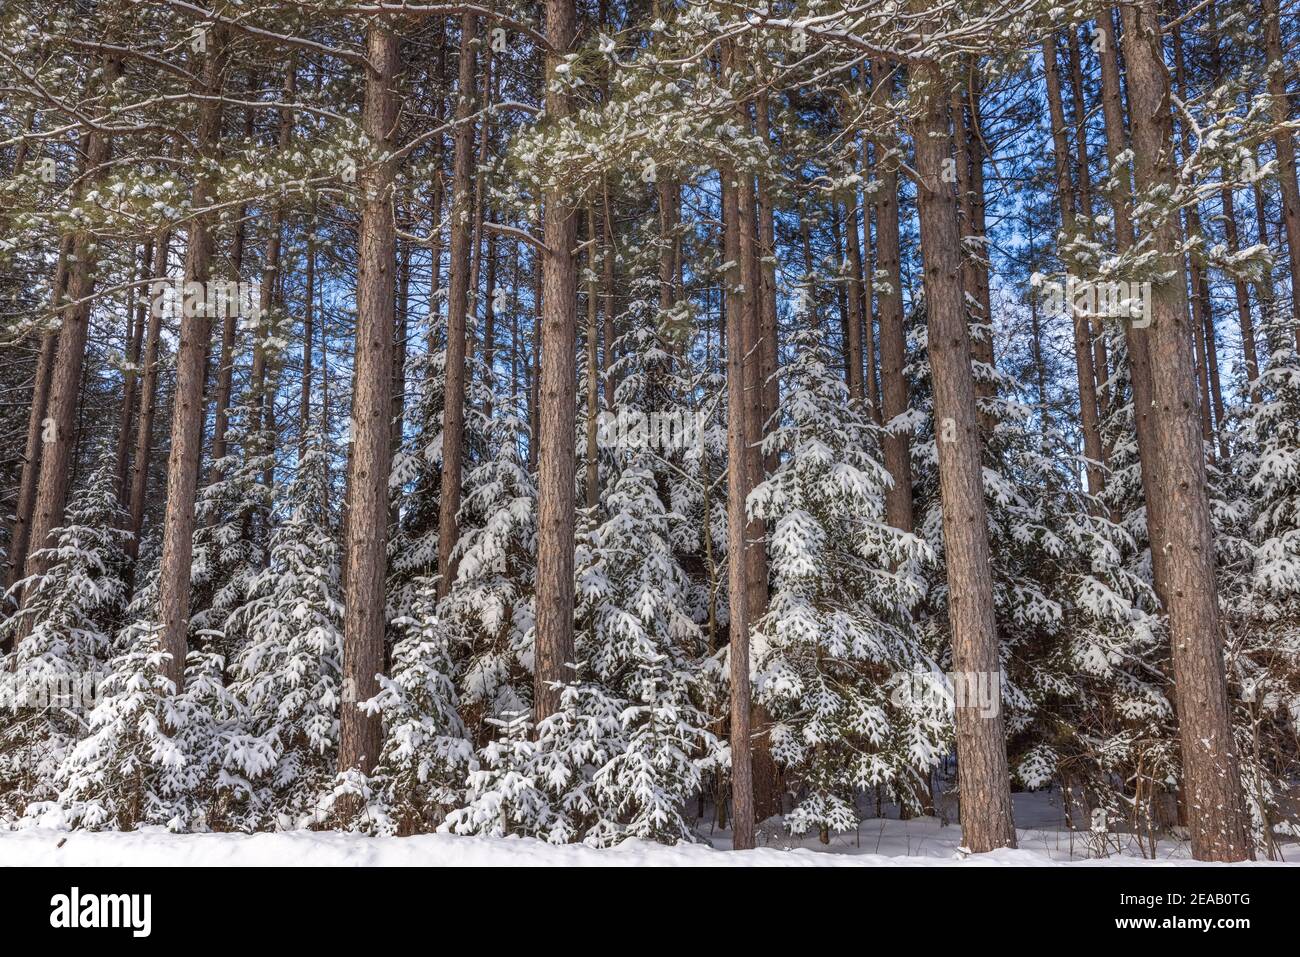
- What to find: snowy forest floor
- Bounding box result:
[2,792,1296,866]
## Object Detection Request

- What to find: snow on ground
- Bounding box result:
[2,792,1294,866]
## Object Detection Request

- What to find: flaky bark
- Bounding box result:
[1098,8,1172,602]
[721,158,756,851]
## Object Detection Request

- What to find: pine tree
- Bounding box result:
[750,328,940,836]
[0,459,129,817]
[227,437,344,825]
[576,455,721,845]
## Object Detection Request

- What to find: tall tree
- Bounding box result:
[871,60,915,538]
[533,0,580,724]
[437,13,478,600]
[1042,34,1106,498]
[155,29,227,690]
[908,19,1016,853]
[17,51,123,622]
[338,18,401,783]
[1118,0,1250,861]
[1262,0,1300,337]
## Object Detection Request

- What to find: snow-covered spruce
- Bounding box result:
[226,438,345,825]
[750,328,940,835]
[0,459,130,817]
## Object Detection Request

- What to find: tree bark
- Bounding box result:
[1119,0,1251,861]
[910,50,1016,852]
[721,158,756,851]
[1067,27,1112,428]
[755,92,782,461]
[1098,8,1173,603]
[1043,35,1106,500]
[601,183,616,410]
[585,203,599,510]
[533,0,579,724]
[871,60,915,539]
[155,36,226,690]
[339,19,400,779]
[952,78,997,438]
[436,12,477,600]
[1262,0,1300,340]
[3,235,70,600]
[301,205,316,457]
[114,242,149,508]
[843,196,867,402]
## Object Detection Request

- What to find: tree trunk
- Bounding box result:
[339,20,400,780]
[1262,0,1300,339]
[533,0,579,724]
[301,205,316,457]
[155,37,226,691]
[585,204,599,510]
[952,78,997,438]
[3,235,70,599]
[391,239,410,535]
[843,197,867,402]
[871,60,916,539]
[735,94,779,826]
[1098,7,1172,603]
[755,91,782,465]
[208,214,242,479]
[1043,35,1106,500]
[126,235,170,570]
[1067,27,1112,429]
[910,50,1016,852]
[721,156,756,851]
[436,12,477,600]
[114,242,150,508]
[601,183,616,410]
[209,107,255,474]
[1119,0,1250,861]
[17,54,122,623]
